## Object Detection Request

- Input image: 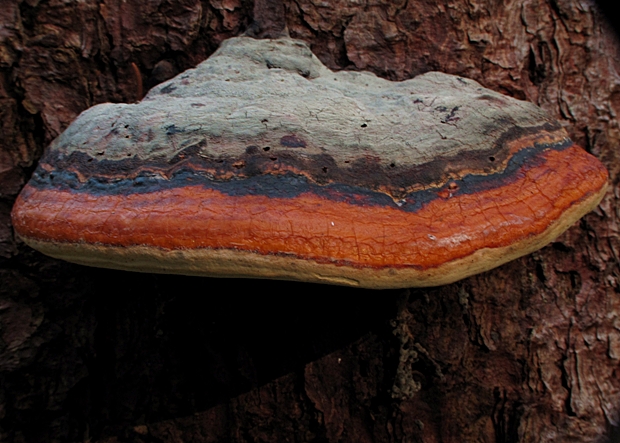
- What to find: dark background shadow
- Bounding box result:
[3,252,403,441]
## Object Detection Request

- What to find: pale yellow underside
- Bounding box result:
[19,184,607,290]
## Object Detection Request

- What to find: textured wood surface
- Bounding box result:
[1,1,619,442]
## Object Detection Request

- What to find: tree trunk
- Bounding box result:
[1,1,619,442]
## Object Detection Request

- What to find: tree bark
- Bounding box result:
[1,1,619,442]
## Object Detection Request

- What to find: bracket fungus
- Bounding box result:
[11,37,608,289]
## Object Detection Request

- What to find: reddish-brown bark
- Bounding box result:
[1,1,619,442]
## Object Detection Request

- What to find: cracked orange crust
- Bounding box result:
[11,144,608,288]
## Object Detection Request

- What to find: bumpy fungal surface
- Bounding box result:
[11,37,608,289]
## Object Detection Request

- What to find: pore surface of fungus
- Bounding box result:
[11,37,608,289]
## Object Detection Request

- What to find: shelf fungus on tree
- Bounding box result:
[11,37,608,289]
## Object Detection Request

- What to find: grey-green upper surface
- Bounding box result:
[52,36,554,167]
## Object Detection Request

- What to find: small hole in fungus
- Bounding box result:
[344,160,350,163]
[361,123,367,128]
[389,163,395,168]
[124,124,129,129]
[263,146,271,152]
[322,166,328,173]
[125,135,130,138]
[270,156,277,161]
[489,156,495,162]
[87,158,93,162]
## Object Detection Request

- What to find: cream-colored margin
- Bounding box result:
[18,184,607,290]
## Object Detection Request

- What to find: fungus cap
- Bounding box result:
[11,37,608,289]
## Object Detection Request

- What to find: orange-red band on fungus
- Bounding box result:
[11,144,607,270]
